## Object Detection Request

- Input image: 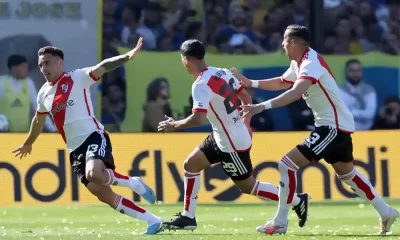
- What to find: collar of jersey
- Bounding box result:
[48,72,66,86]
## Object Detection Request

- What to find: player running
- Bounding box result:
[234,25,399,235]
[12,38,164,235]
[157,39,310,231]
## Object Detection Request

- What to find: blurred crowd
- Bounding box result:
[102,0,400,55]
[100,0,400,132]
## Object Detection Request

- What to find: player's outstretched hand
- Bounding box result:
[157,115,176,132]
[240,103,265,117]
[126,37,143,60]
[230,67,252,87]
[12,144,32,159]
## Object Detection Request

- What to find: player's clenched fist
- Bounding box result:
[12,144,32,159]
[157,115,176,132]
[230,67,252,87]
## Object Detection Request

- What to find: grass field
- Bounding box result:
[1,200,400,240]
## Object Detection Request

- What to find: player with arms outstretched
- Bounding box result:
[157,39,310,231]
[234,25,399,235]
[12,38,164,234]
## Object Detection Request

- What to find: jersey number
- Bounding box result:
[222,162,238,173]
[217,77,241,115]
[307,133,320,145]
[87,144,99,153]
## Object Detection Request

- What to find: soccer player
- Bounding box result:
[235,25,399,235]
[12,38,164,235]
[157,39,310,231]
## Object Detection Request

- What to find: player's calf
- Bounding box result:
[335,165,393,219]
[86,183,163,234]
[236,176,309,227]
[85,159,156,204]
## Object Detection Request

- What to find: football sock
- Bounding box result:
[274,155,299,226]
[112,195,160,224]
[338,169,391,217]
[252,180,300,206]
[105,169,145,195]
[182,170,201,219]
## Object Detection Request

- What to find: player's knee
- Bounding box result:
[86,168,102,183]
[278,155,299,172]
[278,160,288,171]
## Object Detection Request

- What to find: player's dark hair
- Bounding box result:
[180,39,205,60]
[7,54,28,70]
[286,25,310,44]
[345,59,361,68]
[38,46,64,60]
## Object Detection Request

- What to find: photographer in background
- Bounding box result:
[372,96,400,130]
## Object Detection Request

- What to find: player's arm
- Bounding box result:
[262,61,322,109]
[251,77,292,91]
[172,83,210,129]
[24,113,47,145]
[12,112,48,158]
[231,68,292,91]
[158,83,210,132]
[237,87,252,105]
[264,79,313,108]
[172,111,208,130]
[90,37,143,79]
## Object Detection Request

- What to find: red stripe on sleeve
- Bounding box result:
[298,76,318,83]
[89,70,100,81]
[192,108,207,113]
[36,110,49,115]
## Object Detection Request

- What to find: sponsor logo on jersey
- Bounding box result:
[50,100,74,116]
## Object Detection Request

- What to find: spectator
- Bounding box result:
[381,32,400,55]
[372,96,400,130]
[0,54,56,132]
[102,82,126,132]
[142,77,173,132]
[340,59,377,130]
[121,4,157,50]
[333,17,352,54]
[216,4,259,45]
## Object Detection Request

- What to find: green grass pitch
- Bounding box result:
[1,200,400,240]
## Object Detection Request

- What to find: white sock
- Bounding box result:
[252,180,300,206]
[105,169,145,194]
[113,195,160,224]
[273,155,299,225]
[182,171,201,219]
[338,169,391,217]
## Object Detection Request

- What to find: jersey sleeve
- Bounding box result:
[192,83,212,113]
[297,60,324,84]
[71,68,100,88]
[281,62,297,84]
[36,91,49,115]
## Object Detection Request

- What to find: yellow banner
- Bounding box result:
[1,131,400,206]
